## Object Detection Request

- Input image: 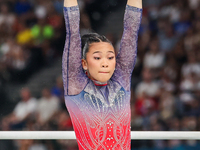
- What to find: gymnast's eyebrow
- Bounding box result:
[93,51,114,54]
[93,51,101,54]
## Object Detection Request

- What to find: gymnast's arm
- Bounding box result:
[64,0,77,7]
[112,0,142,91]
[62,0,88,96]
[127,0,142,8]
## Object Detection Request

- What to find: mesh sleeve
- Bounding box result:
[112,5,142,91]
[62,6,88,96]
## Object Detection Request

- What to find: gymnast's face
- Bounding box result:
[82,42,116,83]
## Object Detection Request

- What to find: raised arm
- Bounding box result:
[64,0,77,7]
[127,0,142,8]
[112,0,142,91]
[62,0,88,96]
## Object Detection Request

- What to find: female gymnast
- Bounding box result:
[63,0,142,149]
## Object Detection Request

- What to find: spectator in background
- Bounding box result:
[158,22,179,53]
[143,40,165,69]
[47,4,63,30]
[135,67,160,99]
[188,0,200,10]
[135,91,157,117]
[51,75,64,107]
[173,8,192,35]
[37,87,60,128]
[34,1,47,20]
[159,91,175,121]
[1,38,28,69]
[16,21,32,45]
[2,87,38,130]
[31,18,54,45]
[159,66,177,93]
[181,51,200,78]
[143,39,165,79]
[179,73,198,92]
[184,28,196,50]
[57,110,73,130]
[0,2,16,38]
[16,140,49,150]
[1,39,33,82]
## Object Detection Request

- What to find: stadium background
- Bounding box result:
[0,0,200,149]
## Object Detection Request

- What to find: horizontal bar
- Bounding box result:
[0,131,76,140]
[0,131,200,140]
[131,131,200,140]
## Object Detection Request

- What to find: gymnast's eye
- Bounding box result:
[94,57,100,60]
[108,56,114,60]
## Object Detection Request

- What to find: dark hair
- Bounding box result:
[81,33,113,59]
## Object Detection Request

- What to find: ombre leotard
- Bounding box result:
[63,5,142,150]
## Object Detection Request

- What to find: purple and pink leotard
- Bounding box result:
[63,5,142,150]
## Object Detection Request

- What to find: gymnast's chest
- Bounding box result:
[72,89,130,116]
[65,80,130,118]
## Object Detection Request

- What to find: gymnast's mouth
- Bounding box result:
[99,71,109,73]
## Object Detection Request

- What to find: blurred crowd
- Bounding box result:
[130,0,200,149]
[135,0,200,134]
[0,76,77,150]
[0,0,66,84]
[1,0,200,149]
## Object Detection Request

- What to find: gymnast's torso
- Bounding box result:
[65,80,131,149]
[62,5,142,150]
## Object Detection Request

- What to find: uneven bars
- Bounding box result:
[1,131,200,140]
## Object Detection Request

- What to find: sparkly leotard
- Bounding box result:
[63,5,142,150]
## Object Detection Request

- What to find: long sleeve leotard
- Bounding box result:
[63,5,142,150]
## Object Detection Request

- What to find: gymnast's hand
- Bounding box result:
[64,0,78,7]
[127,0,142,8]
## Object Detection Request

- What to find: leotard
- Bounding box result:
[63,5,142,150]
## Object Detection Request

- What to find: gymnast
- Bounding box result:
[62,0,142,149]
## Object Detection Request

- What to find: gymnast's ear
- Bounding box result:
[81,59,88,70]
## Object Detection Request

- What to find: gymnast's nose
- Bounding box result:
[101,59,108,68]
